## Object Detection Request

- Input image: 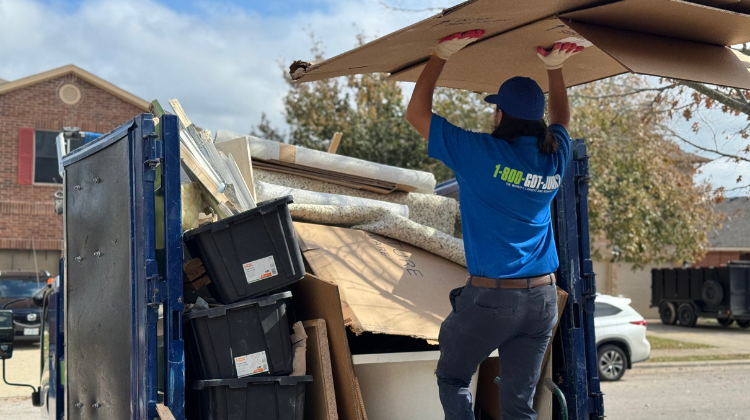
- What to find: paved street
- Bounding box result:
[0,342,41,398]
[602,361,750,420]
[0,396,39,420]
[2,322,749,419]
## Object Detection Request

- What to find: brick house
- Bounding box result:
[594,196,750,318]
[693,196,750,267]
[0,65,148,276]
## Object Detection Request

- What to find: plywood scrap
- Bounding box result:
[290,275,365,420]
[303,319,338,420]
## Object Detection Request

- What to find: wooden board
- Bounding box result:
[290,275,365,420]
[304,319,339,420]
[252,159,398,194]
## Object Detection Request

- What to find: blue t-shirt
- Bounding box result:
[428,114,572,278]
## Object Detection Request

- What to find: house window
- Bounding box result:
[34,130,84,184]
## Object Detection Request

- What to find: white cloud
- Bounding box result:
[0,0,434,134]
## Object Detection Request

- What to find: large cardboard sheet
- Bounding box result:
[567,20,750,89]
[293,0,603,82]
[294,0,750,91]
[391,17,628,93]
[561,0,750,46]
[294,222,468,341]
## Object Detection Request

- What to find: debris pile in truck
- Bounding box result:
[152,100,568,420]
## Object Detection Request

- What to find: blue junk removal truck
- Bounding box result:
[0,113,603,420]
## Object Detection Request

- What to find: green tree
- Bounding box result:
[569,76,721,267]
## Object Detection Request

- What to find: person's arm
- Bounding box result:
[405,56,445,140]
[536,42,584,132]
[406,30,484,141]
[547,68,570,131]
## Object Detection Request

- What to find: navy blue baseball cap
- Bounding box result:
[484,77,545,120]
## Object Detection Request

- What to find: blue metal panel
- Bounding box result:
[553,139,604,420]
[160,115,186,418]
[62,114,161,420]
[48,258,65,420]
[140,116,161,420]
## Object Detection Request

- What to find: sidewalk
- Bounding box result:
[636,358,750,370]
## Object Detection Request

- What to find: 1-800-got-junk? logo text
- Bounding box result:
[493,164,560,193]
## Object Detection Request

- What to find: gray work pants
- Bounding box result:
[436,283,558,420]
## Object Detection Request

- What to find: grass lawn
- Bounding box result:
[647,336,713,350]
[648,354,750,363]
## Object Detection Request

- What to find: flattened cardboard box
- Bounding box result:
[294,222,469,341]
[294,0,750,91]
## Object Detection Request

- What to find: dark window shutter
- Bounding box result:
[17,127,34,185]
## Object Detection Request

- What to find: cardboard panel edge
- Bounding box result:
[567,19,750,89]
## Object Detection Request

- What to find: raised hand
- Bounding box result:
[536,42,585,70]
[432,29,485,61]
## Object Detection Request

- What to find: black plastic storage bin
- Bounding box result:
[184,292,293,380]
[187,375,312,420]
[183,196,304,303]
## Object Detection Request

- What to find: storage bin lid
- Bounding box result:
[183,291,292,321]
[183,195,294,239]
[190,375,313,390]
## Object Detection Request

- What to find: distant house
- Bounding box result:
[0,65,148,276]
[593,196,749,318]
[693,196,750,266]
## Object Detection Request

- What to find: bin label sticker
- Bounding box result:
[242,256,278,284]
[235,351,269,377]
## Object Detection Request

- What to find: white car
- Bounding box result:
[594,294,651,381]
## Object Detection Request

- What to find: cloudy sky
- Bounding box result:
[0,0,746,195]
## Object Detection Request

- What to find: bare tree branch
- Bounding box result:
[675,80,750,115]
[720,184,750,193]
[666,128,750,164]
[735,88,749,105]
[571,84,676,100]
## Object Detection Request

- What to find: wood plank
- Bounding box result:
[168,99,192,127]
[303,319,339,420]
[252,160,397,194]
[253,159,395,189]
[290,275,364,420]
[328,132,343,154]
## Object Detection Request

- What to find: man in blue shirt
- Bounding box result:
[406,31,583,420]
